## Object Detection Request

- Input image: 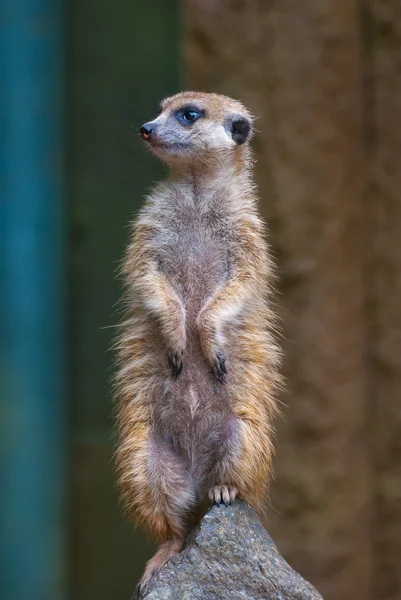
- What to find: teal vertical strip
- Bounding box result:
[0,2,66,600]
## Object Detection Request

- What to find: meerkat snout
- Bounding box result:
[140,123,153,140]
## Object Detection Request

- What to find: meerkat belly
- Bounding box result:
[152,374,235,485]
[153,226,236,464]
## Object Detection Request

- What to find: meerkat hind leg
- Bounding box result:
[137,438,194,592]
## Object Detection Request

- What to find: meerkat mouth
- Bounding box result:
[147,139,191,155]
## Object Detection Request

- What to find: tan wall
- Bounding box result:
[185,2,401,599]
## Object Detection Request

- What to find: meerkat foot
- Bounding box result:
[168,349,183,378]
[210,351,227,383]
[209,485,238,507]
[138,539,182,594]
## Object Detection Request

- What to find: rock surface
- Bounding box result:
[136,500,323,599]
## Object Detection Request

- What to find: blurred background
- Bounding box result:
[1,1,400,599]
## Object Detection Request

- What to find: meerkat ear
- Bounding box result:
[230,115,252,145]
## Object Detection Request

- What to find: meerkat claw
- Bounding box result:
[209,485,238,506]
[168,351,183,378]
[211,352,227,383]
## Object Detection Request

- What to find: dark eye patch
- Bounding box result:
[175,105,204,126]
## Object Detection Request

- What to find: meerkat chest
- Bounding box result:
[157,202,231,308]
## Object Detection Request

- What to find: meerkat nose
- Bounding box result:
[140,124,153,140]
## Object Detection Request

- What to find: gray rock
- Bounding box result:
[136,500,323,600]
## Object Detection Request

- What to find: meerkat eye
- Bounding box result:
[182,110,198,122]
[176,107,203,126]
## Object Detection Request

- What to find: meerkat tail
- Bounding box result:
[138,538,182,592]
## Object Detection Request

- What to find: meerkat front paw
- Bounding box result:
[209,485,238,506]
[168,348,183,378]
[196,312,228,383]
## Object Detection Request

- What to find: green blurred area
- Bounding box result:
[68,2,179,597]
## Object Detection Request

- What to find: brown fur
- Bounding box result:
[115,91,282,590]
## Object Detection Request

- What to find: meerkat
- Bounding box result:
[115,91,282,591]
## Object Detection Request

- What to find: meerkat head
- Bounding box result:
[139,91,253,165]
